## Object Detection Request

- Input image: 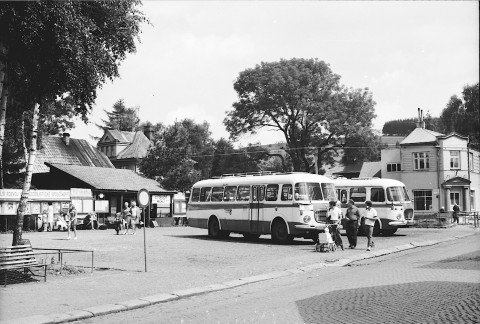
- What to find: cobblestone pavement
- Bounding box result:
[83,234,480,324]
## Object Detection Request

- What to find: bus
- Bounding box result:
[333,177,415,236]
[186,173,337,243]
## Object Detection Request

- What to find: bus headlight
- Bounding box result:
[397,214,401,220]
[303,215,311,223]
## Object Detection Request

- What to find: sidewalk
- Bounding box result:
[1,226,478,324]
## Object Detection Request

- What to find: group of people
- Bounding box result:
[118,201,140,235]
[326,199,378,251]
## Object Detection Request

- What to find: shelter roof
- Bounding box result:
[34,136,114,173]
[46,163,175,194]
[359,161,381,178]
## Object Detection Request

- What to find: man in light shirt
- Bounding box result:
[327,200,344,250]
[364,200,378,251]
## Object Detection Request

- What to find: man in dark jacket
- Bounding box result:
[345,199,361,249]
[452,203,460,224]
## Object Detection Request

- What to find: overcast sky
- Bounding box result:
[70,1,479,145]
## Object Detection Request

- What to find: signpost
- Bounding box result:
[137,189,150,272]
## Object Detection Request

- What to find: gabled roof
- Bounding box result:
[359,161,381,178]
[46,163,175,194]
[116,131,151,160]
[99,129,134,143]
[34,136,114,173]
[400,128,444,146]
[442,176,471,186]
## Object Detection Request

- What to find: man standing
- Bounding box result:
[452,203,460,224]
[364,201,378,251]
[130,201,139,235]
[327,200,344,250]
[345,199,361,249]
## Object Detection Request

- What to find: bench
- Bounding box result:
[0,244,47,286]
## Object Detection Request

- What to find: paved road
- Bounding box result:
[82,235,480,324]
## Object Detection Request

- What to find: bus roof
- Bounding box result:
[192,173,334,188]
[333,177,406,188]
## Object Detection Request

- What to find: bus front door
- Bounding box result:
[250,186,264,233]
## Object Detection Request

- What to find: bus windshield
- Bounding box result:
[295,182,323,201]
[321,183,337,201]
[387,186,408,202]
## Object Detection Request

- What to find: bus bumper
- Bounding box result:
[388,220,414,227]
[294,224,327,231]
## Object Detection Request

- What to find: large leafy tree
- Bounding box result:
[140,119,214,192]
[0,0,145,245]
[224,58,377,172]
[382,112,441,136]
[440,83,479,148]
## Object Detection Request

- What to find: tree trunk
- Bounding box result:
[0,44,7,189]
[12,103,40,246]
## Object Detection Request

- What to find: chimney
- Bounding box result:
[416,108,425,129]
[62,132,70,146]
[143,125,152,140]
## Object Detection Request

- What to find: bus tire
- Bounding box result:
[373,221,381,237]
[382,228,397,236]
[243,233,260,240]
[208,217,221,238]
[271,220,293,244]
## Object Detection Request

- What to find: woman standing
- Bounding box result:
[67,203,77,240]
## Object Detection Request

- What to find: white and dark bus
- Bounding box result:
[186,173,337,243]
[333,177,415,235]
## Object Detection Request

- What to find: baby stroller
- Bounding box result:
[315,225,337,253]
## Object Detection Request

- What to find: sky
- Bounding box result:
[69,1,479,146]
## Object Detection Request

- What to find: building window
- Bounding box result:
[450,192,460,207]
[413,190,432,211]
[471,190,475,211]
[469,152,474,171]
[387,163,401,172]
[413,152,429,170]
[450,151,460,169]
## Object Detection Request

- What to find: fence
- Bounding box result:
[32,248,94,274]
[412,211,479,228]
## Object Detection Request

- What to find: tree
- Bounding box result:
[224,58,377,172]
[382,112,442,136]
[440,83,479,148]
[0,0,145,245]
[101,99,140,131]
[140,119,214,192]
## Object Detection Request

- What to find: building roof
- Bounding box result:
[381,136,406,146]
[400,128,444,145]
[116,131,151,160]
[359,161,381,178]
[46,163,175,194]
[34,136,114,173]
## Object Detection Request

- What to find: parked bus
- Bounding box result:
[186,173,337,243]
[333,177,415,236]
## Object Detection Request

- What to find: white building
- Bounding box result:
[381,110,480,214]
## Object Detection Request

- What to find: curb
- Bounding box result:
[2,232,477,324]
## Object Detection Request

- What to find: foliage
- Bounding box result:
[101,99,141,132]
[440,83,479,148]
[382,112,442,136]
[224,58,378,172]
[140,119,214,192]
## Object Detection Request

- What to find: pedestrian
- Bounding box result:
[345,199,361,249]
[122,201,132,235]
[130,201,139,235]
[67,203,77,240]
[47,202,54,232]
[327,200,344,250]
[364,201,378,251]
[452,203,460,224]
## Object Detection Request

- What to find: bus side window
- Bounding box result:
[237,185,250,201]
[211,187,224,202]
[259,186,265,201]
[350,187,366,203]
[223,186,237,202]
[281,184,292,201]
[341,189,348,204]
[266,184,279,201]
[370,187,385,202]
[200,187,211,202]
[191,188,200,202]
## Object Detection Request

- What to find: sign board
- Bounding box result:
[138,189,150,207]
[152,194,170,206]
[0,189,70,201]
[70,188,92,198]
[94,200,109,213]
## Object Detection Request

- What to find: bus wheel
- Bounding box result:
[373,221,381,237]
[271,220,293,244]
[208,217,221,238]
[382,228,397,236]
[243,233,260,240]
